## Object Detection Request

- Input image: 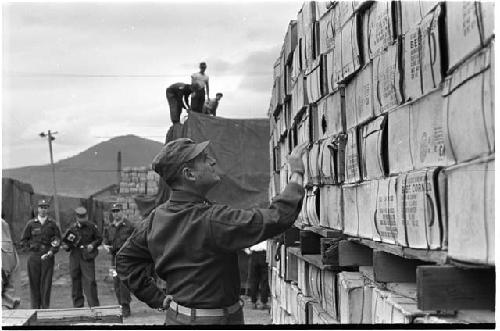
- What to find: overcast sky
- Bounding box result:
[2,1,301,169]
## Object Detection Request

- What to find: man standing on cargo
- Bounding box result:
[19,199,61,309]
[103,203,135,317]
[116,138,306,325]
[165,82,194,124]
[61,206,102,308]
[190,62,209,113]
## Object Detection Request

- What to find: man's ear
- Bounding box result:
[181,167,197,182]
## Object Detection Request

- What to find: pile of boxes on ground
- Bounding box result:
[268,0,494,324]
[117,166,161,221]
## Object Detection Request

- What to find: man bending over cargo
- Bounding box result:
[165,82,193,124]
[116,138,307,325]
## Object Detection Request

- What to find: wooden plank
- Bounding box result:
[34,305,122,325]
[417,265,495,311]
[288,246,357,272]
[348,237,448,264]
[358,266,375,283]
[300,229,321,254]
[385,282,418,300]
[1,310,37,326]
[303,225,344,238]
[373,251,427,283]
[338,240,373,266]
[320,237,341,265]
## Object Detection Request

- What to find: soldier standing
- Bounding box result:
[19,199,61,309]
[190,62,209,113]
[61,206,102,307]
[103,203,135,317]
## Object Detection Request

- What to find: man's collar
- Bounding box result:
[169,190,210,204]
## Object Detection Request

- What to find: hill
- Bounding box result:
[2,135,163,197]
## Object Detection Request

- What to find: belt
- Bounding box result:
[169,300,241,317]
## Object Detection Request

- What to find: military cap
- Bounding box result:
[111,203,122,211]
[75,206,87,216]
[38,199,50,207]
[152,138,209,183]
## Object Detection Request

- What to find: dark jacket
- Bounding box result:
[116,182,304,309]
[103,219,135,256]
[20,217,61,255]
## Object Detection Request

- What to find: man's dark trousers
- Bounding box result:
[249,251,270,305]
[27,252,55,309]
[166,88,182,123]
[70,249,100,307]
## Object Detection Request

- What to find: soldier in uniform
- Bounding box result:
[103,203,135,317]
[61,206,102,307]
[116,138,306,325]
[19,199,61,309]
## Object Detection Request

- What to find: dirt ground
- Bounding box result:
[12,247,271,325]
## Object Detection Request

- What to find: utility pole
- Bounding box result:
[39,130,61,227]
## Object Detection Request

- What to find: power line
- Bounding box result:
[4,71,270,78]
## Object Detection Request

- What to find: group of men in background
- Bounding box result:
[166,62,223,124]
[2,200,135,317]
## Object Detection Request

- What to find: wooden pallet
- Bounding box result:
[2,309,37,326]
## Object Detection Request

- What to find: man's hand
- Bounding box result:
[41,251,53,260]
[86,244,94,252]
[287,142,308,175]
[244,248,251,255]
[103,244,112,253]
[162,295,173,310]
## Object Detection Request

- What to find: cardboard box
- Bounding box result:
[291,74,307,121]
[280,278,287,310]
[446,1,494,71]
[319,185,343,231]
[342,184,358,237]
[357,180,378,240]
[324,50,336,93]
[333,1,355,31]
[443,43,495,163]
[296,108,310,145]
[341,14,362,80]
[308,264,322,304]
[400,1,423,35]
[396,167,443,249]
[319,7,335,55]
[403,5,445,102]
[306,187,320,227]
[318,138,335,185]
[298,2,317,69]
[344,127,361,184]
[374,176,398,244]
[285,281,293,313]
[290,283,300,319]
[365,1,397,60]
[305,57,323,104]
[296,294,313,324]
[284,20,298,62]
[360,115,387,181]
[308,141,321,185]
[320,270,337,319]
[373,41,404,115]
[309,301,328,324]
[297,258,308,294]
[388,88,455,175]
[445,157,495,265]
[279,165,288,193]
[332,134,347,184]
[345,62,374,130]
[291,44,301,83]
[337,272,371,324]
[333,33,343,86]
[317,88,345,138]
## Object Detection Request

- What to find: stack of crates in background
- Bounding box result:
[118,166,161,221]
[268,1,494,325]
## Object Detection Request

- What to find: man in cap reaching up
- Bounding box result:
[61,206,102,307]
[117,138,306,325]
[19,199,61,309]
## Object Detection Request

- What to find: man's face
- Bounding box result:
[38,206,48,217]
[199,64,206,73]
[112,209,123,221]
[189,150,220,191]
[215,95,222,101]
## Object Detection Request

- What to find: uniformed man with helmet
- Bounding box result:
[61,206,102,307]
[117,138,306,325]
[19,199,61,309]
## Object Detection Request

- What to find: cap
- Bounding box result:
[111,203,122,211]
[38,199,50,207]
[152,138,210,184]
[75,207,87,216]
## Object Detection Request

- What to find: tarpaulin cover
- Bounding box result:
[135,112,270,215]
